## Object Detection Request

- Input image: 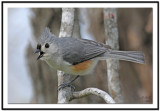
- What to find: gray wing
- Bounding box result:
[58,38,109,65]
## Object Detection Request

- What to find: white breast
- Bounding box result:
[45,56,98,76]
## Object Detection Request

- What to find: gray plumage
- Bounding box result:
[57,37,108,65]
[38,27,57,45]
[37,28,145,66]
[57,37,145,65]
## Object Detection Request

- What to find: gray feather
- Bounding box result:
[38,27,57,45]
[58,38,108,65]
[101,50,145,64]
[38,28,145,65]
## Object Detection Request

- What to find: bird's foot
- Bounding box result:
[58,82,75,91]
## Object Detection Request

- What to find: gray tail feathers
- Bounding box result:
[101,50,145,64]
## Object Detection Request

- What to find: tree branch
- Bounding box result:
[71,88,115,103]
[57,8,75,104]
[104,8,123,103]
[57,8,115,104]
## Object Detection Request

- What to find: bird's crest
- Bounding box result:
[38,27,56,44]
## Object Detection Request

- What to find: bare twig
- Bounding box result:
[71,88,115,103]
[104,8,123,103]
[57,8,75,104]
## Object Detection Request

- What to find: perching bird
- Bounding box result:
[35,27,145,90]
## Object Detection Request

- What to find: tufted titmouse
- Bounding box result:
[35,28,145,89]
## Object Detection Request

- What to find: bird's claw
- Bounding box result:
[58,82,75,91]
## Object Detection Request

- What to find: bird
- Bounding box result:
[34,27,145,90]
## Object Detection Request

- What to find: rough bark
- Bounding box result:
[57,8,115,104]
[104,8,123,103]
[57,8,75,103]
[71,88,115,103]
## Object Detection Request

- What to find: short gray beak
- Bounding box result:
[34,49,40,54]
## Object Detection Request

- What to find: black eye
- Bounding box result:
[37,44,41,49]
[45,43,49,48]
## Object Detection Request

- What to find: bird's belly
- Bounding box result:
[66,59,98,75]
[45,57,98,75]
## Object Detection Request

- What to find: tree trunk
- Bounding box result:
[57,8,75,103]
[104,8,123,103]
